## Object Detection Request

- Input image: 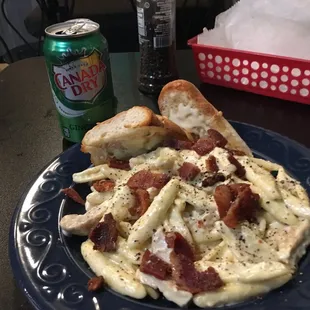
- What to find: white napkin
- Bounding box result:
[198,0,310,60]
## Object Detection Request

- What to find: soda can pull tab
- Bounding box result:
[63,22,86,35]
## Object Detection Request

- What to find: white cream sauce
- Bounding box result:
[65,143,310,308]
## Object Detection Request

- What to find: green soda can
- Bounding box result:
[43,19,116,142]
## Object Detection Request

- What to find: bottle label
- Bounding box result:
[137,0,175,48]
[137,7,146,37]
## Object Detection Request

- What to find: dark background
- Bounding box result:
[1,0,233,62]
[4,1,310,310]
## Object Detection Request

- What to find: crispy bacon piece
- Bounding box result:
[202,173,226,187]
[170,253,223,293]
[165,232,194,260]
[93,179,115,192]
[191,130,228,156]
[89,213,118,252]
[127,170,170,190]
[129,189,151,217]
[225,186,260,228]
[178,162,201,181]
[108,158,130,170]
[214,184,260,228]
[214,185,233,219]
[164,138,194,150]
[228,154,246,178]
[226,148,246,156]
[229,183,251,193]
[206,155,219,173]
[192,138,215,156]
[87,276,104,292]
[207,129,228,147]
[62,188,85,205]
[167,232,223,293]
[140,250,171,280]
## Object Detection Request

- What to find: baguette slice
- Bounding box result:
[158,80,252,156]
[81,106,191,165]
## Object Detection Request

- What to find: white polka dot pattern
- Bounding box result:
[215,56,222,64]
[216,66,222,73]
[194,51,310,103]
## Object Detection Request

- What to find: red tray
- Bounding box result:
[188,36,310,104]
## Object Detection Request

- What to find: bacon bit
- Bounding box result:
[191,130,228,156]
[165,232,194,261]
[224,186,260,228]
[89,213,118,252]
[62,188,85,205]
[201,266,224,291]
[140,250,171,280]
[108,158,130,170]
[171,253,223,293]
[207,129,228,148]
[226,148,246,156]
[192,138,215,156]
[214,185,233,219]
[202,173,226,187]
[197,220,204,228]
[229,183,251,193]
[164,138,194,150]
[228,154,246,178]
[93,179,115,192]
[167,232,223,293]
[178,162,201,181]
[129,189,151,217]
[127,170,170,190]
[214,184,260,228]
[87,276,104,292]
[258,239,263,244]
[206,155,219,173]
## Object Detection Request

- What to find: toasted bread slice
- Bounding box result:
[81,106,191,165]
[158,80,252,156]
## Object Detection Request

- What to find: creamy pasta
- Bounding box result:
[60,146,310,307]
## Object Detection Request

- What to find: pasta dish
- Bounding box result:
[60,80,310,307]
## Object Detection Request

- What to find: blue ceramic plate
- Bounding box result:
[9,122,310,310]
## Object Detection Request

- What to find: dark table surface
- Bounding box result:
[1,50,310,310]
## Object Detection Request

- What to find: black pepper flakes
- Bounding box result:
[138,39,178,94]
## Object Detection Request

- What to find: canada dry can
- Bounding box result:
[43,19,116,142]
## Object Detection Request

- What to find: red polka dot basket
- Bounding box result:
[188,36,310,104]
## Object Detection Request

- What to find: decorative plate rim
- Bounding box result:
[9,121,310,310]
